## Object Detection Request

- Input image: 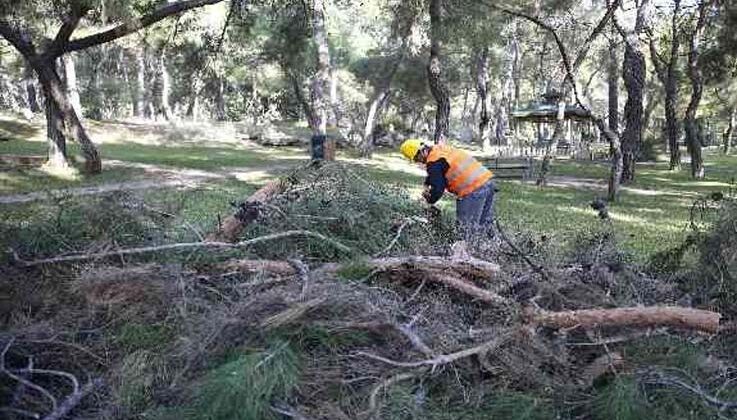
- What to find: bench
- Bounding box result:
[478,156,535,180]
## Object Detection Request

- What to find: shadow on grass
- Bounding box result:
[0,116,40,141]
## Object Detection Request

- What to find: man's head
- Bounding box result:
[400,139,430,163]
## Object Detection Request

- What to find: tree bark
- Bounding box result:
[531,306,721,334]
[724,107,735,154]
[155,52,173,121]
[35,61,102,173]
[206,179,288,243]
[620,0,650,183]
[310,0,331,139]
[134,46,147,118]
[61,53,82,118]
[649,0,683,170]
[608,29,619,134]
[23,66,40,113]
[215,76,227,121]
[475,47,491,150]
[427,0,450,144]
[684,0,712,179]
[44,87,69,169]
[361,34,410,158]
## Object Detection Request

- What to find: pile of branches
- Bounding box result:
[2,164,736,419]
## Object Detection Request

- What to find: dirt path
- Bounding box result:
[0,160,301,205]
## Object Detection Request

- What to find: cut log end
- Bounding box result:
[530,306,721,334]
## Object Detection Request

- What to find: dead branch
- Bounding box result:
[424,273,509,305]
[374,217,425,257]
[580,352,624,388]
[0,407,40,419]
[529,306,721,334]
[366,255,502,280]
[357,331,513,369]
[394,323,434,357]
[260,298,327,330]
[220,259,298,276]
[288,259,310,299]
[43,378,102,420]
[14,230,352,267]
[367,371,422,418]
[1,339,57,412]
[640,369,737,413]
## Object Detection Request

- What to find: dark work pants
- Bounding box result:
[455,180,496,241]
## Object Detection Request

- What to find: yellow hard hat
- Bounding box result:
[400,138,423,161]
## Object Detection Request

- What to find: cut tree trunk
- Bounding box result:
[530,306,721,334]
[206,179,288,243]
[427,0,450,144]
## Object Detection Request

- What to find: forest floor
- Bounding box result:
[1,113,735,260]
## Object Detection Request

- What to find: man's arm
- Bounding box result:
[424,159,449,204]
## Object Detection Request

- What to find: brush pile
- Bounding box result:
[1,164,736,419]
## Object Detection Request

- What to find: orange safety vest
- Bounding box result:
[426,145,493,198]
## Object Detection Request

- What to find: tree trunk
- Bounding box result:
[35,60,101,173]
[134,46,147,118]
[607,30,619,134]
[361,37,409,158]
[61,53,82,118]
[155,53,173,121]
[620,0,650,183]
[476,47,491,150]
[44,88,69,169]
[215,76,227,121]
[329,67,341,126]
[361,91,391,158]
[23,66,40,113]
[724,107,735,154]
[664,0,682,169]
[495,29,516,147]
[684,0,712,179]
[310,0,331,139]
[427,0,450,144]
[621,40,646,183]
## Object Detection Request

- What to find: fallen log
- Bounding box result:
[529,306,721,334]
[222,259,300,277]
[221,256,501,281]
[217,256,508,304]
[206,179,287,243]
